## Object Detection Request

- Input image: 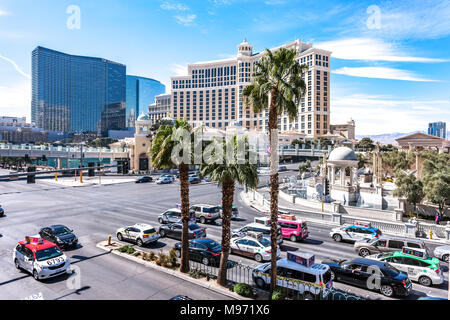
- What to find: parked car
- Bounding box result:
[354,235,428,257]
[218,205,239,220]
[252,252,333,300]
[230,232,280,262]
[368,247,443,287]
[158,223,206,240]
[190,204,221,224]
[330,224,382,243]
[116,223,160,247]
[13,236,70,281]
[135,176,153,183]
[174,239,222,266]
[188,175,201,184]
[433,245,450,263]
[0,205,4,217]
[39,225,78,249]
[156,176,173,184]
[321,257,412,297]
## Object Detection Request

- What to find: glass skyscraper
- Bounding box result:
[31,46,126,136]
[126,76,165,128]
[428,121,447,139]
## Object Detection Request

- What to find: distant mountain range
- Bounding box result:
[356,130,450,144]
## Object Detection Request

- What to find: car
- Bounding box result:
[354,236,428,257]
[158,223,207,240]
[39,225,78,249]
[257,167,270,175]
[174,239,222,266]
[433,245,450,263]
[368,247,444,287]
[252,252,333,300]
[158,208,182,224]
[0,205,4,217]
[190,204,221,224]
[278,166,288,172]
[321,257,412,297]
[116,223,160,247]
[156,176,173,184]
[218,205,239,220]
[232,221,283,245]
[279,218,309,242]
[230,232,280,262]
[170,295,193,300]
[135,176,153,183]
[330,223,381,243]
[203,175,211,182]
[13,236,70,280]
[188,175,201,184]
[160,174,175,181]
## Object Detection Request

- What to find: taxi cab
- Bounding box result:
[13,236,70,281]
[116,223,160,247]
[368,247,443,287]
[230,231,280,262]
[330,221,381,243]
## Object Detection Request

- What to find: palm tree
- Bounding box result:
[200,135,258,287]
[243,47,307,298]
[150,119,193,273]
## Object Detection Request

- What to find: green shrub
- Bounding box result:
[118,245,135,254]
[271,288,286,300]
[133,251,141,257]
[168,248,178,268]
[148,251,156,261]
[189,269,207,279]
[233,283,254,298]
[126,246,136,254]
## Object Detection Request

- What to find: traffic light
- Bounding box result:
[324,178,329,196]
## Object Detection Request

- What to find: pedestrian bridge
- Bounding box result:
[0,143,128,161]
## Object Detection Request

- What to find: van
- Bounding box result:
[279,219,309,242]
[252,252,332,300]
[354,235,428,257]
[232,222,283,245]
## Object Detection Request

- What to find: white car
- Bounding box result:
[230,232,280,262]
[433,245,450,263]
[116,223,160,247]
[330,224,381,243]
[13,236,70,280]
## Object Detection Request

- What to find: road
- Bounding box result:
[0,175,448,300]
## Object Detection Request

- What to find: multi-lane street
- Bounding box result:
[0,176,448,300]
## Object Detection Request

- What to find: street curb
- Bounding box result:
[96,241,249,300]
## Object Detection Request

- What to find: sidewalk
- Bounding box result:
[96,241,259,300]
[44,176,136,187]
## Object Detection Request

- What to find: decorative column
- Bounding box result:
[340,167,346,186]
[330,165,335,185]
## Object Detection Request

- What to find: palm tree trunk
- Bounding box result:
[268,88,279,299]
[179,163,190,273]
[217,177,235,287]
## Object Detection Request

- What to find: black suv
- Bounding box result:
[322,258,412,297]
[174,239,222,266]
[135,176,153,183]
[39,225,78,249]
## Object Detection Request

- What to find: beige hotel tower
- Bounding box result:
[170,39,331,138]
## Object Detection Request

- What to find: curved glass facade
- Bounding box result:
[126,76,165,127]
[31,46,126,136]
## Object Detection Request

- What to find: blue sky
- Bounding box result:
[0,0,449,135]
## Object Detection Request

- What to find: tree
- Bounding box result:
[357,137,375,151]
[421,152,450,216]
[393,172,424,213]
[150,119,194,273]
[298,160,311,175]
[243,47,307,297]
[200,135,258,287]
[356,153,368,170]
[381,150,412,176]
[290,139,303,147]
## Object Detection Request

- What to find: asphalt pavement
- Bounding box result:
[0,175,448,300]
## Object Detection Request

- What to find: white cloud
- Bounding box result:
[333,67,437,82]
[170,63,187,76]
[0,9,10,16]
[317,38,447,63]
[0,54,31,79]
[264,0,285,5]
[330,94,450,135]
[0,81,31,119]
[160,1,189,11]
[174,14,196,26]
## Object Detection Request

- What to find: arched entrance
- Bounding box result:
[139,153,149,171]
